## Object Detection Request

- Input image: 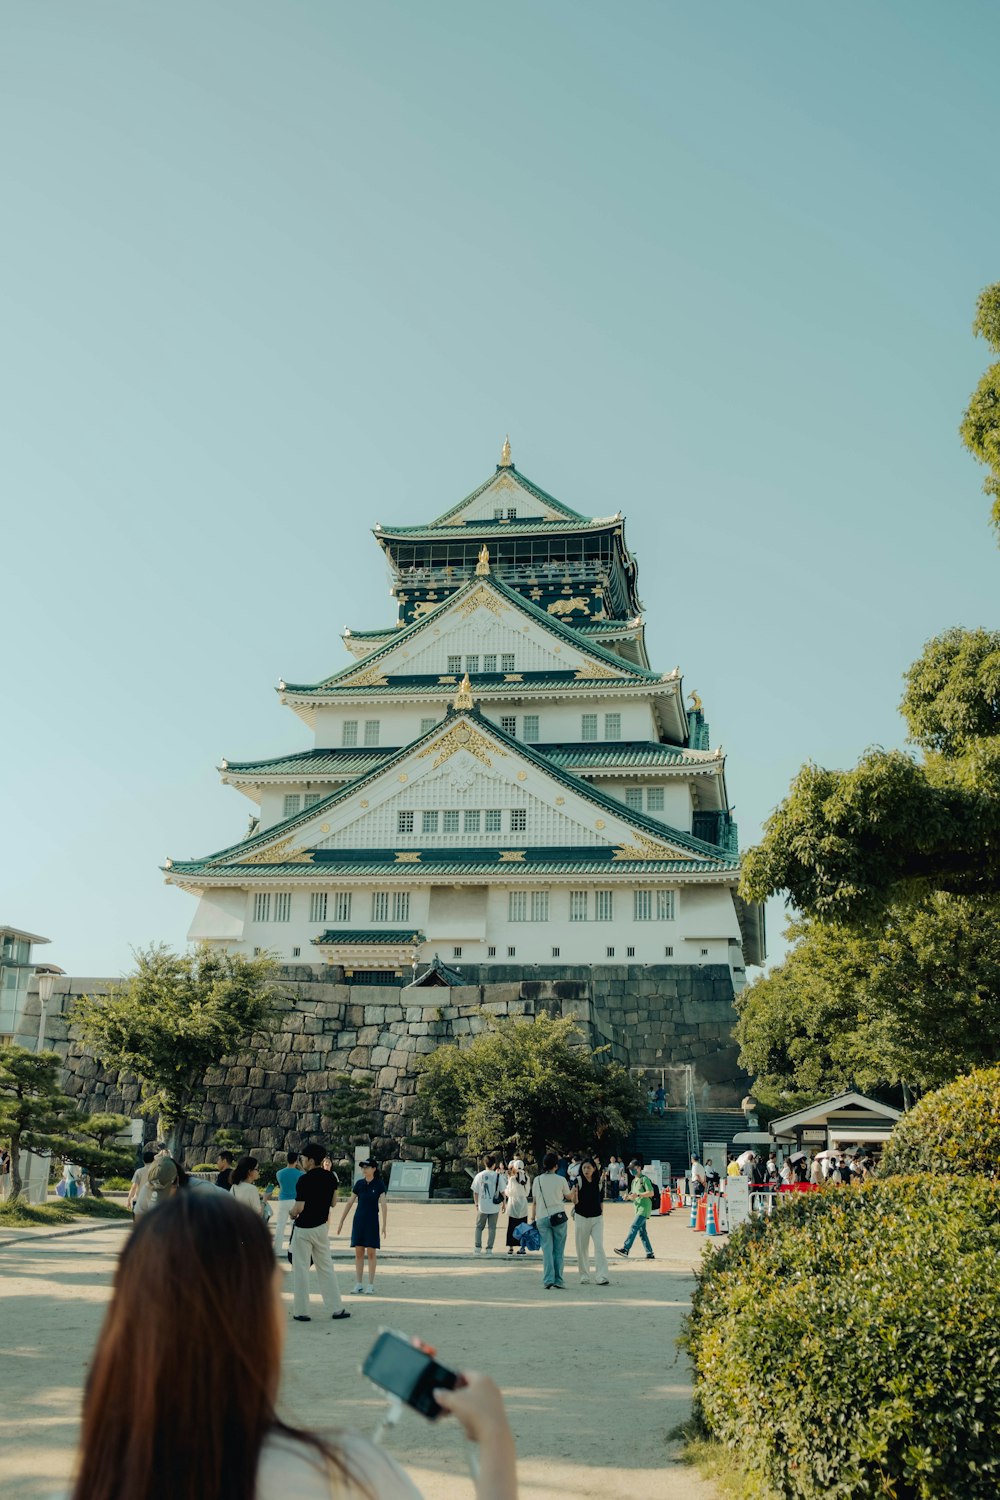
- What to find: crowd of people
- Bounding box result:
[721,1148,879,1187]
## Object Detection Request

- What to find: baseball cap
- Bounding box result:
[149,1157,178,1191]
[358,1158,377,1168]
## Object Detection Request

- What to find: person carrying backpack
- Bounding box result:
[613,1159,656,1261]
[471,1154,507,1256]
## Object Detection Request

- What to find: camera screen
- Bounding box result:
[364,1334,435,1402]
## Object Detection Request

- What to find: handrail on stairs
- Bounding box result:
[684,1064,699,1165]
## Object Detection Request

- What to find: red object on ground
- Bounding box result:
[660,1188,671,1215]
[695,1195,707,1232]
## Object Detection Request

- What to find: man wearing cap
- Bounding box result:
[288,1143,349,1323]
[613,1158,656,1261]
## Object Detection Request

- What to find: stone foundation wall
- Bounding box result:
[24,964,744,1162]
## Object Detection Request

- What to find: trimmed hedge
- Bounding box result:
[683,1178,1000,1498]
[881,1066,1000,1178]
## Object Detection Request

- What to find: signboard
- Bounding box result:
[387,1161,433,1200]
[725,1175,751,1230]
[702,1141,726,1181]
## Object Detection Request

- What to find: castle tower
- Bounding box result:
[166,445,764,1003]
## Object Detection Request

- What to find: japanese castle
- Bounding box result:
[166,442,764,987]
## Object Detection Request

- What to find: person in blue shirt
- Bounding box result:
[272,1150,304,1258]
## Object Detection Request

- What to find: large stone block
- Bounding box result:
[370,1046,391,1066]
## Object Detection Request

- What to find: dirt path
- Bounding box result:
[0,1199,719,1500]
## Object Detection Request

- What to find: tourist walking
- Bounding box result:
[470,1154,506,1256]
[336,1158,387,1295]
[288,1143,349,1323]
[230,1156,265,1216]
[653,1084,666,1117]
[689,1153,707,1197]
[604,1155,625,1201]
[503,1159,531,1255]
[214,1150,234,1189]
[528,1151,574,1289]
[68,1190,519,1500]
[271,1149,303,1257]
[126,1147,156,1217]
[613,1159,656,1261]
[572,1158,610,1285]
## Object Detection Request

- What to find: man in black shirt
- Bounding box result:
[214,1151,234,1189]
[288,1143,349,1323]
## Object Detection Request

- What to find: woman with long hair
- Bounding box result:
[230,1155,264,1216]
[526,1151,573,1290]
[571,1157,610,1285]
[502,1160,531,1256]
[70,1191,517,1500]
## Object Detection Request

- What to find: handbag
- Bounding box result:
[549,1210,568,1227]
[536,1173,568,1226]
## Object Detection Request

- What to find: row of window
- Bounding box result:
[493,507,518,519]
[287,784,665,823]
[398,808,527,834]
[624,786,664,812]
[446,654,517,675]
[455,944,679,959]
[252,887,676,925]
[283,793,325,817]
[342,720,382,746]
[334,712,627,752]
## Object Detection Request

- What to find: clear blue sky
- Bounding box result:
[3,2,997,976]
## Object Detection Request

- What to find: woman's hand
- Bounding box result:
[434,1372,513,1446]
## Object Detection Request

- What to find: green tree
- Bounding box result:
[960,282,1000,537]
[64,1112,133,1197]
[0,1046,88,1201]
[71,945,281,1161]
[741,628,1000,925]
[322,1073,376,1162]
[415,1012,643,1164]
[736,894,1000,1108]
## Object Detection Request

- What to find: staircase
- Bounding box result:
[698,1108,751,1163]
[630,1106,749,1177]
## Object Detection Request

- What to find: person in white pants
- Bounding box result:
[288,1143,350,1323]
[572,1157,610,1284]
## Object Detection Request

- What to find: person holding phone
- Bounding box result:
[67,1190,518,1500]
[527,1151,574,1289]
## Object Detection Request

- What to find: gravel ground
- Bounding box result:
[0,1197,719,1500]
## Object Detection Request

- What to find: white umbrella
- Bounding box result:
[737,1150,756,1166]
[788,1151,808,1164]
[813,1149,837,1161]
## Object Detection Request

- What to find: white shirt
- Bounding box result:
[531,1171,571,1223]
[232,1180,264,1215]
[504,1174,531,1218]
[471,1168,507,1214]
[690,1160,707,1184]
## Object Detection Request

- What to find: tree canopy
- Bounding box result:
[71,945,280,1159]
[0,1046,96,1200]
[415,1011,643,1164]
[960,282,1000,537]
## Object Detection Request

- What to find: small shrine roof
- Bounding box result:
[312,929,425,946]
[427,465,589,526]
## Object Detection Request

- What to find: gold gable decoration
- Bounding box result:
[574,661,623,680]
[453,673,474,710]
[458,585,506,619]
[475,544,491,576]
[342,663,389,688]
[612,834,690,862]
[228,836,315,866]
[416,719,506,770]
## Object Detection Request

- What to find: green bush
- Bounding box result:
[682,1178,1000,1498]
[881,1066,1000,1178]
[102,1176,133,1192]
[0,1197,132,1227]
[189,1162,219,1174]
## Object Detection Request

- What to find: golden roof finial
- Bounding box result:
[453,672,474,710]
[476,543,491,576]
[688,690,703,714]
[499,434,512,468]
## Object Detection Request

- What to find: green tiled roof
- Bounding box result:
[282,574,664,694]
[282,673,663,698]
[173,853,733,879]
[428,467,588,526]
[542,742,715,769]
[312,929,424,945]
[378,516,612,541]
[223,748,395,778]
[166,710,736,877]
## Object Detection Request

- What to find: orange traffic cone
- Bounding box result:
[660,1187,671,1215]
[695,1194,707,1232]
[674,1187,683,1210]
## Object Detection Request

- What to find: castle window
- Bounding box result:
[422,811,439,833]
[594,889,614,921]
[393,892,410,921]
[664,945,673,957]
[508,891,528,922]
[493,508,503,519]
[443,810,459,833]
[465,655,479,674]
[397,811,414,834]
[363,720,380,746]
[606,947,615,958]
[253,893,270,922]
[581,714,598,741]
[506,507,516,519]
[510,808,527,832]
[483,654,497,673]
[372,892,390,921]
[284,794,301,817]
[420,717,437,734]
[569,890,588,922]
[292,947,301,958]
[500,715,517,736]
[485,809,501,832]
[274,893,291,923]
[488,945,496,957]
[604,713,621,740]
[342,721,358,746]
[310,893,328,923]
[626,946,635,958]
[501,654,515,672]
[464,809,480,833]
[625,789,643,811]
[523,714,539,743]
[447,655,462,674]
[454,946,463,958]
[304,793,322,808]
[334,892,352,921]
[701,948,709,956]
[647,787,664,811]
[531,891,549,922]
[633,890,653,921]
[657,889,676,920]
[552,946,560,958]
[507,946,516,956]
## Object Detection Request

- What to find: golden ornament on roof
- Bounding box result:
[689,690,703,713]
[453,672,474,710]
[476,544,491,576]
[499,434,512,467]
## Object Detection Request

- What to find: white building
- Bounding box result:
[0,925,51,1043]
[166,445,764,987]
